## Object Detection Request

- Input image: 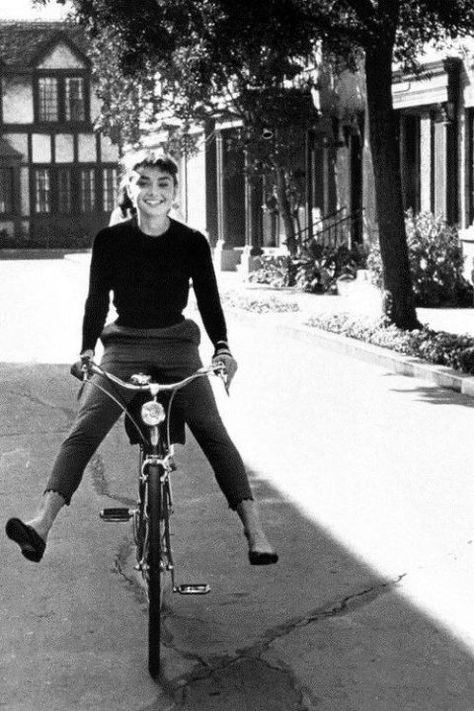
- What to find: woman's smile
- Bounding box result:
[128,166,177,220]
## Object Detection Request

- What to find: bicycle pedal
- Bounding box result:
[175,583,210,595]
[100,507,132,522]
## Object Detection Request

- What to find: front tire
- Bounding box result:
[146,463,165,679]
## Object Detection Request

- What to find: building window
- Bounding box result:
[65,77,85,122]
[37,74,88,123]
[80,169,96,212]
[34,169,51,213]
[102,167,118,212]
[0,168,14,213]
[38,77,59,122]
[58,168,72,213]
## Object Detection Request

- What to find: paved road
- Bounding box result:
[1,257,474,710]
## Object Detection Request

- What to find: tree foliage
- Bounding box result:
[38,0,474,326]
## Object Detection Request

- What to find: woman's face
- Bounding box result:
[127,166,177,219]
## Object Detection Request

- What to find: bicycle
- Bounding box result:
[82,359,227,679]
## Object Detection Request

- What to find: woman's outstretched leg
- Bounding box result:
[5,491,66,563]
[181,377,278,564]
[6,369,132,562]
[25,490,66,541]
[235,499,278,565]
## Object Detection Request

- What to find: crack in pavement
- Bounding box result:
[111,533,474,709]
[109,524,474,708]
[161,574,406,710]
[256,573,407,652]
[88,453,135,507]
[173,655,309,710]
[111,528,406,709]
[113,536,148,605]
[112,539,307,708]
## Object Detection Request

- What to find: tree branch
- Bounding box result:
[343,0,377,26]
[304,11,373,46]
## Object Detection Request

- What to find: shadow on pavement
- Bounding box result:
[2,362,474,711]
[157,438,474,711]
[383,372,474,408]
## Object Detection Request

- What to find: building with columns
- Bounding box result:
[0,21,119,248]
[174,40,474,278]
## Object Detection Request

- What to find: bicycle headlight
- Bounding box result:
[141,401,166,426]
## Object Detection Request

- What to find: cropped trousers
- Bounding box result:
[45,320,252,509]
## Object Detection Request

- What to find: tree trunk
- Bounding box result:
[274,167,297,256]
[365,46,421,330]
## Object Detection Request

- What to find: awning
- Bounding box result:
[392,58,460,111]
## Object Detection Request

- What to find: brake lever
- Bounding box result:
[218,367,230,396]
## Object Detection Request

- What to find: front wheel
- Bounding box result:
[146,463,166,679]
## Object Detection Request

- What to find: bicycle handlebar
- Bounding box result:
[82,360,227,395]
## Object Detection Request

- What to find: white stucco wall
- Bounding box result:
[20,167,30,216]
[78,133,96,162]
[37,43,86,70]
[2,77,34,124]
[179,141,207,234]
[55,134,75,162]
[32,134,51,163]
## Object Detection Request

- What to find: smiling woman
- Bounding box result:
[6,146,278,569]
[125,154,178,235]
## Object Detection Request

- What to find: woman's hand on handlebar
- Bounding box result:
[212,352,237,392]
[70,349,94,380]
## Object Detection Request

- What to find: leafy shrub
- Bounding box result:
[367,210,474,307]
[307,311,474,375]
[247,255,291,288]
[249,243,366,294]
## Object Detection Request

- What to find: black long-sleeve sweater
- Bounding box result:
[81,217,228,353]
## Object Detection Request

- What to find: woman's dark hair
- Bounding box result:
[117,183,135,218]
[122,148,179,186]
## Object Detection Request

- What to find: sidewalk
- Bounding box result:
[216,270,474,398]
[217,270,474,336]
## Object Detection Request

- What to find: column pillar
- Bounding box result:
[213,129,236,271]
[305,129,314,244]
[239,151,263,277]
[216,130,226,243]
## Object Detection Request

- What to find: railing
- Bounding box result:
[297,207,364,251]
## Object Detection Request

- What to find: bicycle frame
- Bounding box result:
[83,359,225,678]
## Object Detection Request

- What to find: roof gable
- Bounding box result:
[37,40,87,69]
[0,21,88,69]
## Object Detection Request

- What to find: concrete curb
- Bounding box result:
[228,307,474,399]
[0,248,91,261]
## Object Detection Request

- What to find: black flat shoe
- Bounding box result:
[248,551,279,566]
[5,518,46,563]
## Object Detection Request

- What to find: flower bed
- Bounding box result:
[306,312,474,375]
[220,291,300,313]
